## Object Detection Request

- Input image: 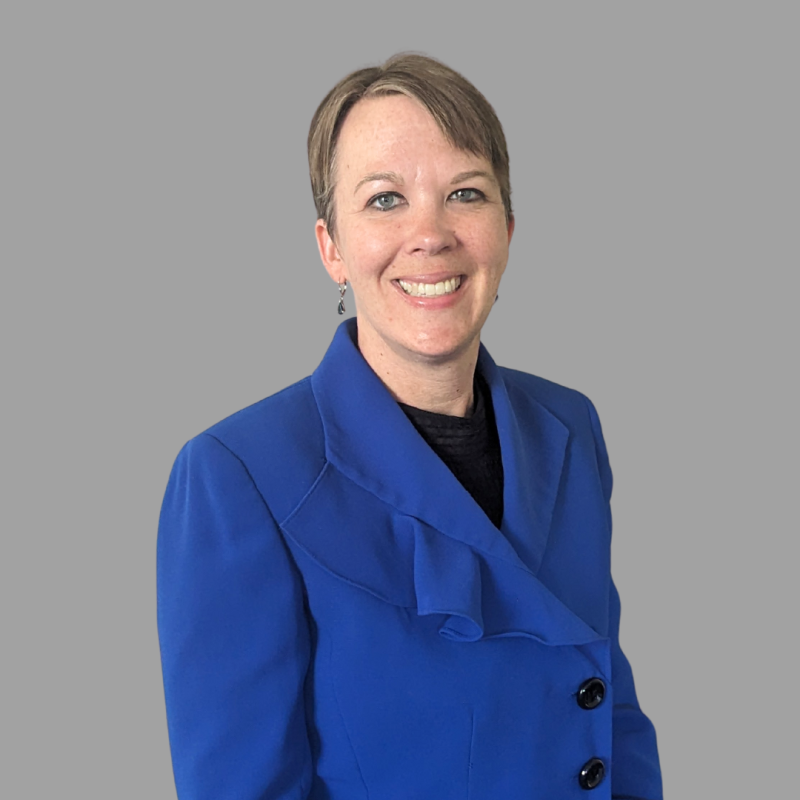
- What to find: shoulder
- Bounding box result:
[175,376,326,524]
[498,366,599,426]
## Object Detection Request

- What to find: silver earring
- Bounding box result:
[495,294,499,304]
[337,281,347,315]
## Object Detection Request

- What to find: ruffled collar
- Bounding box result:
[296,319,605,649]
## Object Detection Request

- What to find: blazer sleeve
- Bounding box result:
[157,432,313,800]
[584,397,664,800]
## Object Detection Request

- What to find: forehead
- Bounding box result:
[335,94,489,182]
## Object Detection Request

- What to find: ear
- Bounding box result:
[506,213,515,245]
[315,219,347,284]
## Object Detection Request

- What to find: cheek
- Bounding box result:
[342,226,398,279]
[468,224,510,272]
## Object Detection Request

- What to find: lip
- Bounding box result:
[391,273,467,308]
[393,271,463,284]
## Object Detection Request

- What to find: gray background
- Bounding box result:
[2,2,797,797]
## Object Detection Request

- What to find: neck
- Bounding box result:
[356,325,479,418]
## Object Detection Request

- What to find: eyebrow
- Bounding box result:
[450,170,496,185]
[354,171,404,195]
[353,168,497,195]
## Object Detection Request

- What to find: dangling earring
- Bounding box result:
[337,280,347,315]
[494,294,499,304]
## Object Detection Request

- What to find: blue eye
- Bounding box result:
[450,188,484,203]
[369,193,402,211]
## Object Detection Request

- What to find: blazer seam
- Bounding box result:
[330,459,542,578]
[467,707,476,800]
[203,433,283,526]
[284,447,550,590]
[276,462,561,617]
[280,526,417,611]
[203,432,329,532]
[201,431,319,791]
[202,432,322,599]
[328,636,371,799]
[280,460,333,529]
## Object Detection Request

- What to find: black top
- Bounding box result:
[398,372,504,528]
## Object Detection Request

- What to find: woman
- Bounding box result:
[157,54,663,799]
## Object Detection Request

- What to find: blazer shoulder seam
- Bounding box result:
[202,431,327,530]
[278,460,332,530]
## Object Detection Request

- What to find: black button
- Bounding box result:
[577,678,606,710]
[579,758,606,790]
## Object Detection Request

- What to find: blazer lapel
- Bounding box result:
[306,320,603,647]
[311,319,520,567]
[479,347,570,576]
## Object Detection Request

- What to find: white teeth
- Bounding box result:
[398,276,462,297]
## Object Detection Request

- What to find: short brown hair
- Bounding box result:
[308,52,512,239]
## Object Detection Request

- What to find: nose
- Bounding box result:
[404,204,457,257]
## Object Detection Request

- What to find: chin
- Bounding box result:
[403,328,478,362]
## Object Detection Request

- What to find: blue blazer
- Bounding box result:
[157,319,662,799]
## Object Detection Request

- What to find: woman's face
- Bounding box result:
[316,94,514,365]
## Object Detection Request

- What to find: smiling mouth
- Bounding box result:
[397,276,463,297]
